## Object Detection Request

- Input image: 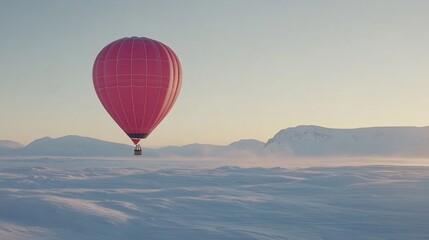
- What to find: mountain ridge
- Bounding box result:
[2,125,429,157]
[265,125,429,157]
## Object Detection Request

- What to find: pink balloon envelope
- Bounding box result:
[93,37,182,145]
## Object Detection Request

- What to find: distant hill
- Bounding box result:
[148,139,265,158]
[265,125,429,157]
[0,136,133,157]
[0,140,24,155]
[0,140,23,149]
[0,136,265,158]
[2,125,429,158]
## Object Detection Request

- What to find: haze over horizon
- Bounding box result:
[1,1,429,148]
[3,124,429,147]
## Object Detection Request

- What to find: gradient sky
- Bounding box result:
[1,0,429,147]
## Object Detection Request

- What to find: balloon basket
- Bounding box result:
[134,145,142,155]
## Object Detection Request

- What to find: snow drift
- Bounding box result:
[0,158,428,240]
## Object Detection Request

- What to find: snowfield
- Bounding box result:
[0,158,428,240]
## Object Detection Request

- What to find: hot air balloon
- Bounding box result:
[92,37,182,155]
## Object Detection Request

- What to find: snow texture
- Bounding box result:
[1,158,428,240]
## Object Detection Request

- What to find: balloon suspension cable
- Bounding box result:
[134,144,142,155]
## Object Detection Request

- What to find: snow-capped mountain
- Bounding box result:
[265,125,429,157]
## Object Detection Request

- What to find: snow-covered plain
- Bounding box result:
[1,158,428,240]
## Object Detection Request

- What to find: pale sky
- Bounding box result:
[1,0,429,147]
